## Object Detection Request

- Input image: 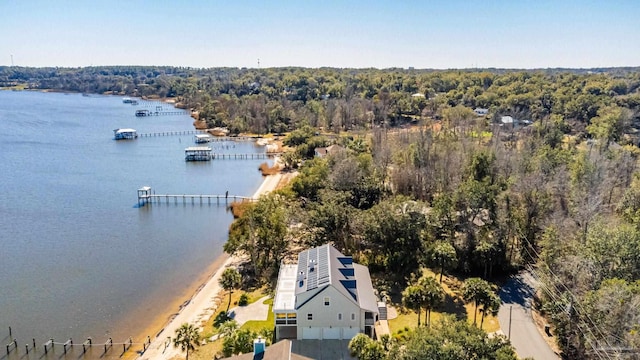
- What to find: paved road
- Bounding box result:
[498,271,559,360]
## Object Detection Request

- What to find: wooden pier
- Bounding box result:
[136,131,253,141]
[138,130,207,137]
[212,152,277,160]
[137,187,255,207]
[135,109,187,117]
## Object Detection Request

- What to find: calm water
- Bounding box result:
[0,91,268,355]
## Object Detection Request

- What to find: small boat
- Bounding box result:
[130,100,139,105]
[194,134,212,143]
[113,128,138,140]
[122,97,133,104]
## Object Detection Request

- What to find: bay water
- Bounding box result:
[0,91,267,356]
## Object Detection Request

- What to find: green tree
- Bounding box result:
[419,276,445,327]
[392,315,516,360]
[224,194,288,281]
[479,292,501,329]
[430,241,457,283]
[219,268,242,313]
[462,277,493,326]
[173,323,201,360]
[586,105,628,150]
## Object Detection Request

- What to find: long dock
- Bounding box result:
[212,152,279,160]
[137,187,255,207]
[138,130,207,137]
[137,131,253,141]
[135,109,187,117]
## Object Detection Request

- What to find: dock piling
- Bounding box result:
[6,338,17,355]
[44,338,53,354]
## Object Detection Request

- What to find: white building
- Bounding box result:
[273,244,381,341]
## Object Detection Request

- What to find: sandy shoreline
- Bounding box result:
[138,171,282,359]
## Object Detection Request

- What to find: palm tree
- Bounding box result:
[402,285,424,327]
[462,277,492,326]
[479,293,501,329]
[173,323,201,360]
[219,267,242,314]
[419,276,445,327]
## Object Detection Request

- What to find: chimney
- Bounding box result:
[253,336,265,356]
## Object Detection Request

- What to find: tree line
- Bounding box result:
[2,66,639,139]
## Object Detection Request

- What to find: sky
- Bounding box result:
[1,0,638,69]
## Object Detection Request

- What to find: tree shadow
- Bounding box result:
[213,312,231,328]
[440,293,468,321]
[498,275,535,307]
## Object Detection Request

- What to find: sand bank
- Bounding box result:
[138,172,282,359]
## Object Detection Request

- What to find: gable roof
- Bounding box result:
[294,244,378,312]
[314,144,344,157]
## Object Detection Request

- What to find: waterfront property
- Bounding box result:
[185,146,212,161]
[113,128,138,140]
[273,244,384,341]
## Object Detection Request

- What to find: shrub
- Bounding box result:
[239,293,249,306]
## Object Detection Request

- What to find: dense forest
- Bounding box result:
[2,66,640,138]
[4,66,640,359]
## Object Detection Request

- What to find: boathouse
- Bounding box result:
[113,128,138,140]
[185,146,212,161]
[135,109,151,117]
[194,134,212,143]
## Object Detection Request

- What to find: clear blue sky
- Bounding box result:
[1,0,638,69]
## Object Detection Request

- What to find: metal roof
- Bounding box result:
[289,244,378,313]
[115,128,136,133]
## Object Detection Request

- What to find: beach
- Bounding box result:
[138,172,283,360]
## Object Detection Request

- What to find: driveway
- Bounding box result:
[498,271,559,360]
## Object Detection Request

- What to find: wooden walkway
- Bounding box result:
[137,131,253,140]
[212,152,279,160]
[138,193,256,206]
[138,130,206,137]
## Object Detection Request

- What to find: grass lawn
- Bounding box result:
[388,268,501,335]
[191,289,272,360]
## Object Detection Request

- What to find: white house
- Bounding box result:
[273,244,381,341]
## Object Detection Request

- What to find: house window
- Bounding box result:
[324,297,330,306]
[338,313,342,320]
[307,313,313,320]
[351,313,356,321]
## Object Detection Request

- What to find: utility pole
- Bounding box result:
[508,305,513,340]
